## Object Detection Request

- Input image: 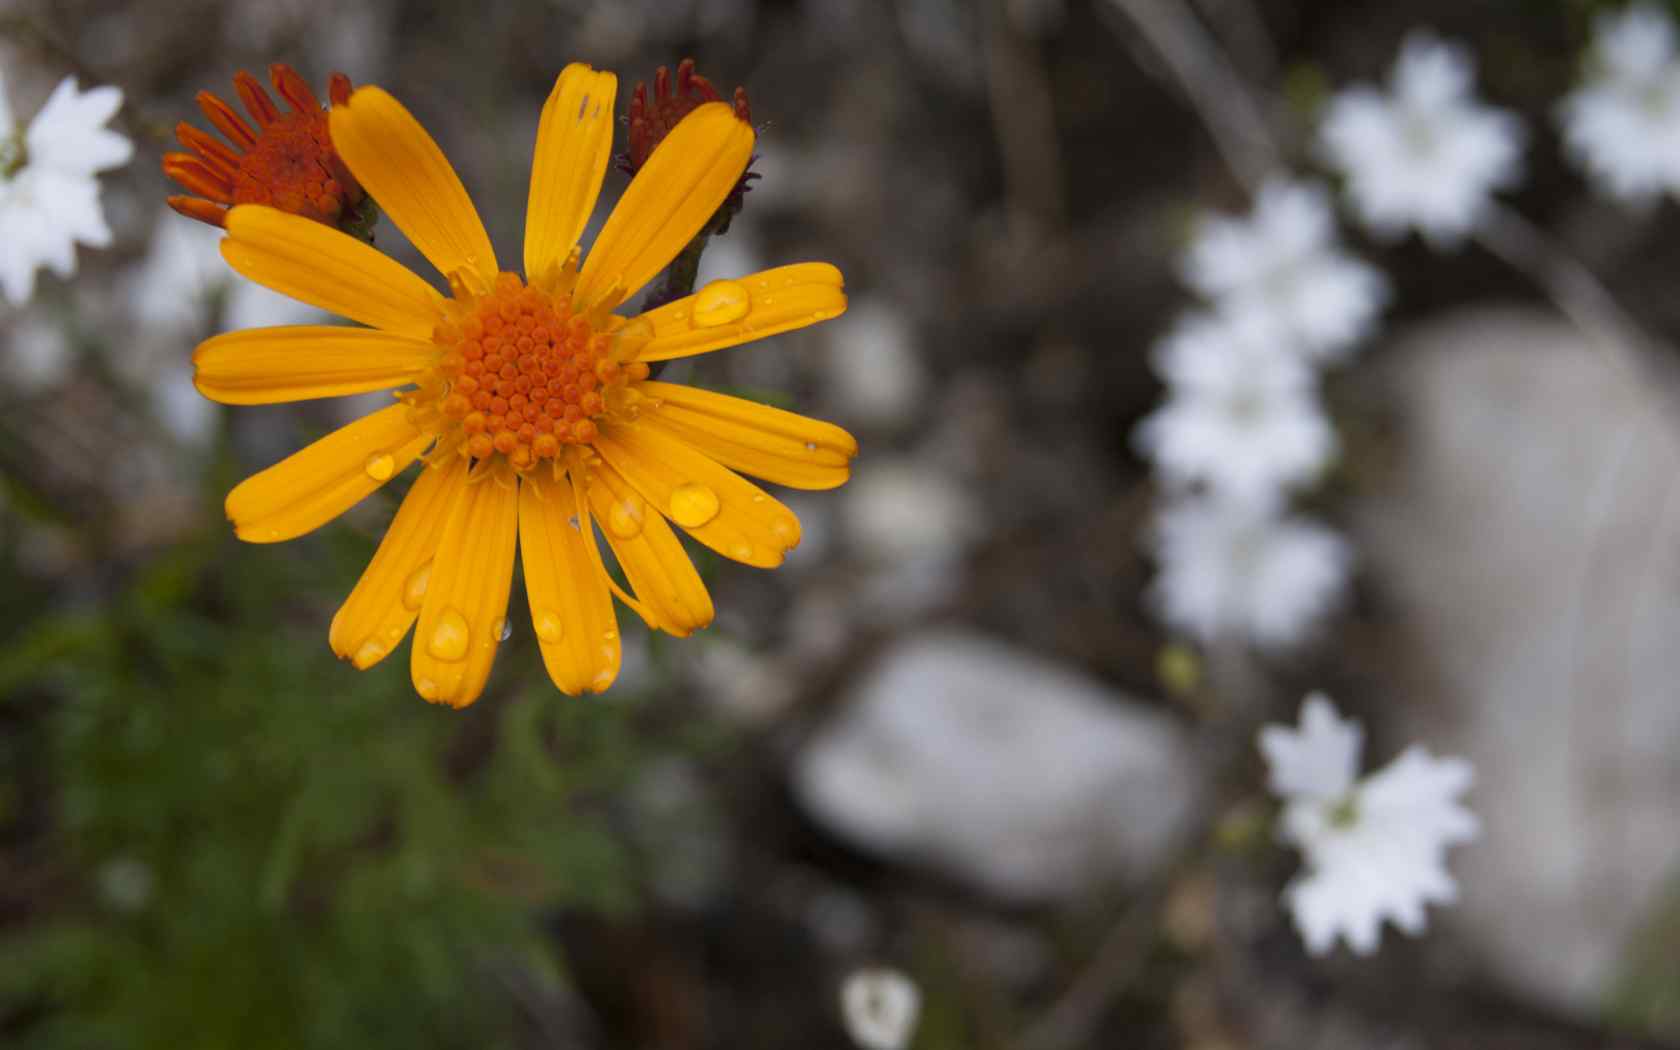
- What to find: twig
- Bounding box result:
[1015,876,1175,1050]
[980,0,1067,229]
[1474,202,1680,402]
[1099,0,1279,192]
[1191,0,1280,85]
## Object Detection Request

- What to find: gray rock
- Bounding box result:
[1354,308,1680,1017]
[794,630,1202,902]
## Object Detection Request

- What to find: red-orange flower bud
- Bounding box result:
[163,64,370,236]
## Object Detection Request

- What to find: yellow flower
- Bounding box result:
[193,64,854,706]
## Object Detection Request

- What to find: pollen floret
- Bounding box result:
[164,64,364,230]
[419,266,652,472]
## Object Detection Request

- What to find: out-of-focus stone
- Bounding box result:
[794,630,1202,902]
[1353,308,1680,1018]
[822,299,925,431]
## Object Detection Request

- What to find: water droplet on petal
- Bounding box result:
[534,609,565,643]
[731,543,753,561]
[669,482,720,527]
[804,442,817,452]
[751,494,767,504]
[591,668,615,691]
[497,617,512,642]
[603,629,618,642]
[607,494,646,539]
[690,279,751,328]
[402,562,432,611]
[415,676,441,701]
[353,640,387,668]
[427,608,470,662]
[771,517,798,545]
[365,452,396,481]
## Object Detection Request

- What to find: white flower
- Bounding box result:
[840,968,921,1050]
[0,72,132,304]
[1134,311,1335,508]
[1559,4,1680,204]
[1260,693,1479,956]
[1182,180,1389,363]
[1319,32,1524,245]
[1147,497,1351,649]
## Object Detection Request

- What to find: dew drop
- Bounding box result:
[669,482,721,527]
[415,677,441,701]
[603,629,618,642]
[607,494,646,539]
[353,640,387,669]
[690,279,751,328]
[534,609,565,643]
[497,617,512,642]
[591,668,615,691]
[771,517,798,545]
[402,562,432,611]
[427,608,471,662]
[365,452,396,481]
[732,543,753,561]
[751,494,767,504]
[804,442,817,452]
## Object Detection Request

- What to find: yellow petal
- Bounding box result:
[638,381,857,490]
[574,102,754,307]
[519,470,620,695]
[225,403,432,543]
[635,263,847,362]
[593,419,802,569]
[329,455,468,670]
[525,64,617,283]
[585,460,713,636]
[193,326,439,405]
[330,86,498,286]
[222,205,444,339]
[410,464,518,708]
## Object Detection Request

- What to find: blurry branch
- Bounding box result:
[1191,0,1279,85]
[1475,203,1680,410]
[1016,871,1177,1050]
[980,0,1067,229]
[1014,646,1271,1050]
[1099,0,1279,192]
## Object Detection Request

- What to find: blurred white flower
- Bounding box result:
[1147,497,1352,649]
[1319,32,1524,245]
[1260,693,1479,956]
[1182,180,1389,363]
[0,72,132,304]
[840,968,921,1050]
[843,457,979,619]
[1134,312,1335,508]
[1559,4,1680,204]
[823,299,925,431]
[2,312,73,393]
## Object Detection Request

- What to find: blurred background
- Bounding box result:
[2,0,1680,1047]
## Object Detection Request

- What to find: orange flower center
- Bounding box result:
[424,270,650,472]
